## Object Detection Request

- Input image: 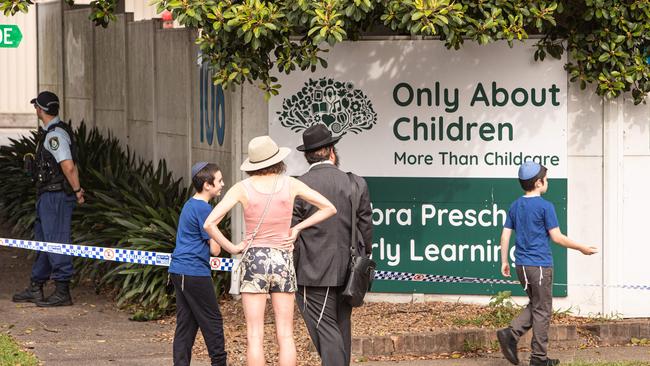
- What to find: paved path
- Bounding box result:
[0,244,209,366]
[359,346,650,365]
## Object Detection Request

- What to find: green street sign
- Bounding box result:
[0,25,23,48]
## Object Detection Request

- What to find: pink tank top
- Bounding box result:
[242,176,293,248]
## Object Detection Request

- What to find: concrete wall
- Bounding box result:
[126,19,158,163]
[64,8,94,126]
[228,84,269,248]
[94,13,131,143]
[154,29,192,181]
[37,1,64,107]
[38,4,239,185]
[191,65,235,189]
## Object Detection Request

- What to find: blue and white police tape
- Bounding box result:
[3,237,650,291]
[0,237,237,272]
[374,270,650,291]
[375,270,519,285]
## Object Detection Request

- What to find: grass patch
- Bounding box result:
[0,334,38,366]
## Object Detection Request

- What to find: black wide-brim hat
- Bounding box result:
[297,124,342,152]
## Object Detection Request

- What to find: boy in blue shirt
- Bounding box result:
[169,162,227,366]
[497,162,597,366]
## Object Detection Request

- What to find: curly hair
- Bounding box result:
[245,161,286,176]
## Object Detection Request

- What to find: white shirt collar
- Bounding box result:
[309,160,334,170]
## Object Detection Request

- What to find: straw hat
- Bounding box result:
[240,136,291,171]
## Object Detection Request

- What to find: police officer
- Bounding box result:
[12,91,84,307]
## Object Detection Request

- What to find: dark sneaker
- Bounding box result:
[12,281,44,303]
[36,281,73,307]
[530,358,560,366]
[497,328,519,365]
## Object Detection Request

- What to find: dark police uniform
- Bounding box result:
[13,112,78,307]
[32,116,76,281]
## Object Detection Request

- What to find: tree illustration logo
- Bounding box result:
[277,77,377,136]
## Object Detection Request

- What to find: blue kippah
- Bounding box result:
[191,162,209,178]
[518,161,542,180]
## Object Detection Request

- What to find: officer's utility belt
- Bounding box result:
[37,182,64,195]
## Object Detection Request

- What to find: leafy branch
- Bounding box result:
[3,0,650,104]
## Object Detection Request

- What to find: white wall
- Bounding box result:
[125,0,159,21]
[0,11,37,145]
[555,84,604,316]
[64,0,160,21]
[0,12,37,114]
[609,98,650,317]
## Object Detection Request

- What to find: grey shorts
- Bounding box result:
[240,247,297,294]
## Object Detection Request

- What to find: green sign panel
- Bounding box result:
[0,25,22,48]
[366,177,568,297]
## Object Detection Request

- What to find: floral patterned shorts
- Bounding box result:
[240,247,297,294]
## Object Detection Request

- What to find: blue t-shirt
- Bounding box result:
[504,196,559,267]
[169,198,213,276]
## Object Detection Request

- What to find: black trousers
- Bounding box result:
[296,285,352,366]
[171,274,227,366]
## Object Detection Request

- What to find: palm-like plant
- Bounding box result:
[0,122,230,319]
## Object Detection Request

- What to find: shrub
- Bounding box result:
[452,291,522,328]
[0,121,231,319]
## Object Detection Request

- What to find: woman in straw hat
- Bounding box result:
[204,135,337,366]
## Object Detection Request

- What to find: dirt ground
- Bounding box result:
[0,220,635,366]
[152,298,598,365]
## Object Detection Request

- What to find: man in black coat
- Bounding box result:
[292,124,373,366]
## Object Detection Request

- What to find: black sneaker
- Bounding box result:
[496,328,519,365]
[530,358,560,366]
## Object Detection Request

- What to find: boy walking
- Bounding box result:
[497,162,597,366]
[169,162,228,366]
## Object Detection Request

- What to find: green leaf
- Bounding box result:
[308,26,321,36]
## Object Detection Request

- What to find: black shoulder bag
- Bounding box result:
[342,173,376,307]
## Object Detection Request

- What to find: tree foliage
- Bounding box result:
[3,0,650,103]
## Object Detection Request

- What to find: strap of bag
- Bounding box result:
[235,175,280,268]
[347,172,361,258]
